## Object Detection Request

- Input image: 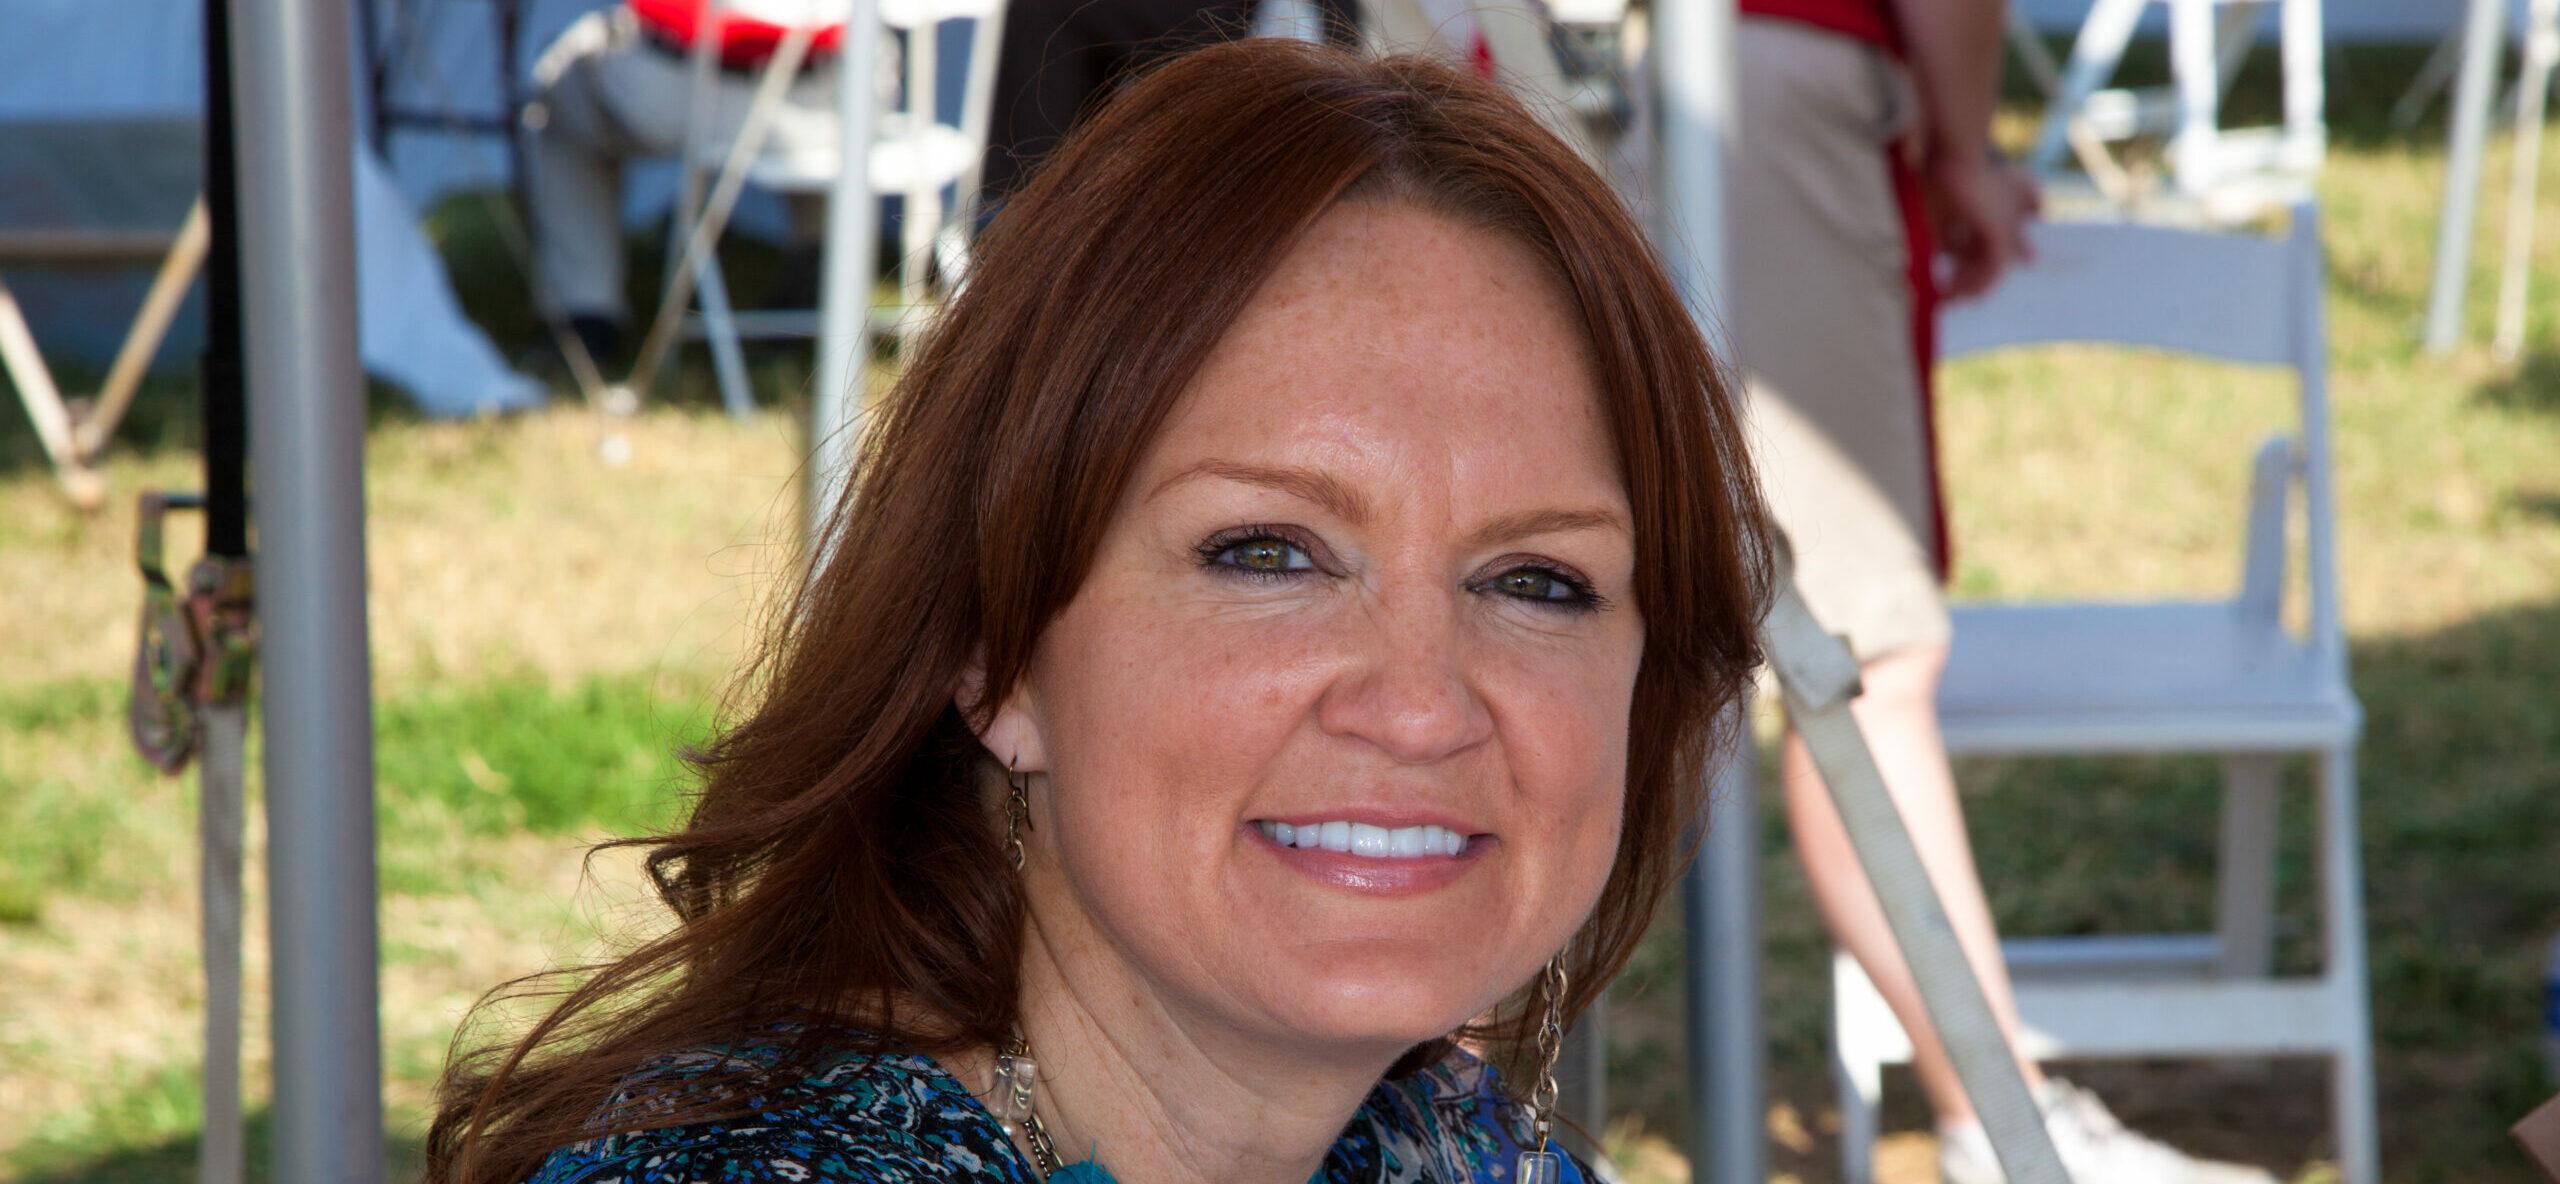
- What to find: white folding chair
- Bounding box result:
[2026,0,2324,221]
[1828,205,2378,1184]
[0,199,209,507]
[672,0,1005,416]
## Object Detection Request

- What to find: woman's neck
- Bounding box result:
[963,912,1409,1184]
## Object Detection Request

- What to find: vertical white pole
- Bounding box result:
[1652,3,1752,1180]
[2495,0,2557,360]
[2426,0,2507,353]
[229,0,386,1177]
[811,0,885,543]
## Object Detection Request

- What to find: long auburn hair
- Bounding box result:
[427,39,1767,1183]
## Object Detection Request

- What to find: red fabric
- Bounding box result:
[628,0,845,68]
[1737,0,1900,51]
[1886,143,1950,580]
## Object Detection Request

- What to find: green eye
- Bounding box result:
[1211,536,1314,575]
[1487,565,1601,612]
[1496,568,1571,601]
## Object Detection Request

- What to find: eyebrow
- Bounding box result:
[1465,507,1632,548]
[1147,460,1375,524]
[1147,460,1630,544]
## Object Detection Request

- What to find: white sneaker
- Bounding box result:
[1936,1079,2278,1184]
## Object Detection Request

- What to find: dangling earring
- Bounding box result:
[1004,757,1032,872]
[1517,953,1570,1183]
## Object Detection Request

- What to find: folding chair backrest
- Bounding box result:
[1938,204,2344,673]
[1942,216,2300,366]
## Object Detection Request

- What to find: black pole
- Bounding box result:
[204,0,248,560]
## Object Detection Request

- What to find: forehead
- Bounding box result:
[1149,200,1616,486]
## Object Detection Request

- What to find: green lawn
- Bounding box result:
[3,54,2557,1184]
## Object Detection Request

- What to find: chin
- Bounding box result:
[1243,938,1527,1053]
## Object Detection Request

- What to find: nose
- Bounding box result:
[1315,583,1495,765]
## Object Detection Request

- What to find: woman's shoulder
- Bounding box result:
[525,1042,1035,1184]
[1337,1047,1599,1184]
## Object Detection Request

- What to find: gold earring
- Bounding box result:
[1004,758,1032,872]
[1518,953,1569,1182]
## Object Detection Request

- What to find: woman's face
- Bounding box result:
[992,200,1641,1055]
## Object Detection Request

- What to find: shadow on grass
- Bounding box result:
[1602,595,2560,1183]
[13,1108,425,1184]
[2477,349,2560,416]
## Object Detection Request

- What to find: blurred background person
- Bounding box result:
[519,0,850,366]
[978,0,1359,207]
[1727,1,2275,1181]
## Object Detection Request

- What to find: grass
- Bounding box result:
[3,44,2558,1184]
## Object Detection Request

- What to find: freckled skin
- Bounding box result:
[989,201,1643,1060]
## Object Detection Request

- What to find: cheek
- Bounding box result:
[1487,630,1643,905]
[1033,588,1332,825]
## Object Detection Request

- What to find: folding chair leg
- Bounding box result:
[693,253,757,420]
[1831,952,1888,1184]
[2007,7,2062,98]
[2317,745,2380,1184]
[2390,23,2465,130]
[2494,0,2558,360]
[2279,0,2326,172]
[0,276,103,505]
[1833,1039,1882,1184]
[2028,0,2147,174]
[2169,0,2223,196]
[80,197,211,458]
[2214,754,2282,978]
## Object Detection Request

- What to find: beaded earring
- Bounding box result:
[1517,955,1571,1183]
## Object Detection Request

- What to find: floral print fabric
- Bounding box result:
[525,1040,1593,1184]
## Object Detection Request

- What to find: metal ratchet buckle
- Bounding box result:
[129,491,257,774]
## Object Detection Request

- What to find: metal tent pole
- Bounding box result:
[229,0,386,1179]
[810,0,885,541]
[1650,0,1756,1179]
[2425,0,2506,353]
[1685,731,1762,1184]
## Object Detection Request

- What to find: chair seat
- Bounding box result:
[1938,600,2359,755]
[746,117,978,193]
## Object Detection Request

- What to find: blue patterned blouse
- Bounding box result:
[524,1039,1595,1184]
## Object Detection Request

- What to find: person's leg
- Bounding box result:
[1728,14,2030,1130]
[1780,643,2043,1125]
[522,11,641,334]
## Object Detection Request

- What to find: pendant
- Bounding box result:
[990,1049,1038,1138]
[1515,1149,1566,1183]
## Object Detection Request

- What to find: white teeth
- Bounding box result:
[1256,820,1471,859]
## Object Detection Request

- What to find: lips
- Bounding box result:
[1243,814,1491,896]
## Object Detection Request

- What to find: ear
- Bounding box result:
[954,644,1048,773]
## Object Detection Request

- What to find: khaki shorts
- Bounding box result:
[1729,17,1951,661]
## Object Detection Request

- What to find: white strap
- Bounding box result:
[1759,571,2071,1184]
[199,704,248,1184]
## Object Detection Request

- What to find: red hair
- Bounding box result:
[427,39,1767,1183]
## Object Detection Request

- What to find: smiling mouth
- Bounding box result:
[1251,820,1472,859]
